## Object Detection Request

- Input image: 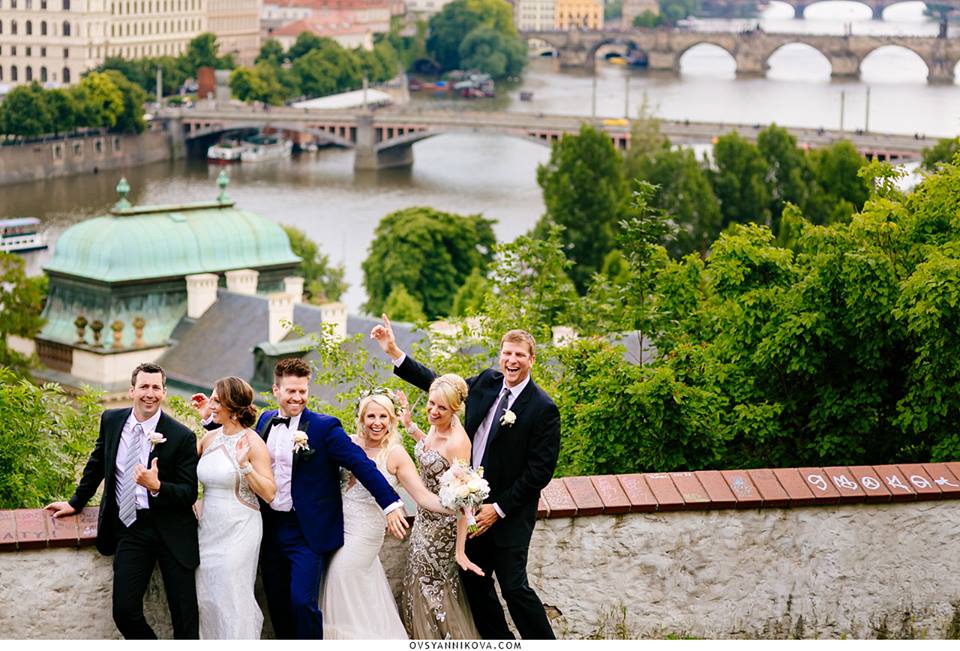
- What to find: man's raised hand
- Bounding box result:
[134,458,161,492]
[370,314,402,359]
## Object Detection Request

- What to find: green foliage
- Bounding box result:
[921,136,960,172]
[605,0,624,20]
[0,253,47,374]
[383,285,427,323]
[45,88,79,135]
[282,225,347,303]
[183,32,235,73]
[256,38,286,66]
[536,123,628,292]
[633,10,664,27]
[0,369,102,509]
[426,0,526,78]
[102,70,148,133]
[710,131,772,229]
[362,207,496,320]
[71,72,125,130]
[229,62,289,105]
[451,267,491,317]
[0,83,53,137]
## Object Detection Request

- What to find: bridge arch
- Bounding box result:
[859,44,930,82]
[773,0,883,20]
[762,41,833,80]
[676,40,737,75]
[585,37,646,64]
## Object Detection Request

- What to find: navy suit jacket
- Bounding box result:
[255,407,401,555]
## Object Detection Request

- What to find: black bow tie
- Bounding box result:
[271,416,291,428]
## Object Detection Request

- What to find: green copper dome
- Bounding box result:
[45,180,300,282]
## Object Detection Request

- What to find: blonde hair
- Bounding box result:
[355,393,402,467]
[429,373,468,417]
[501,329,536,356]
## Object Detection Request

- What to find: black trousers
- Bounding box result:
[111,510,199,639]
[459,533,555,640]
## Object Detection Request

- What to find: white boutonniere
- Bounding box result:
[147,432,167,450]
[293,431,310,454]
[500,409,517,427]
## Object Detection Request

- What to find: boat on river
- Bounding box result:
[1,217,47,253]
[207,138,249,161]
[240,136,293,162]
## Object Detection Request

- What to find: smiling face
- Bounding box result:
[129,370,166,422]
[499,340,534,388]
[426,390,454,430]
[207,389,234,426]
[361,400,393,446]
[273,374,309,418]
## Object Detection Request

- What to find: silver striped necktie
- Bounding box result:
[117,423,144,527]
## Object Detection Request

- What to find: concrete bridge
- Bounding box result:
[160,105,932,170]
[523,28,960,82]
[761,0,956,20]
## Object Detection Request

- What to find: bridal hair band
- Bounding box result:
[432,376,467,402]
[356,387,404,418]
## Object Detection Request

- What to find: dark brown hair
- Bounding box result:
[213,376,258,428]
[131,363,166,387]
[274,357,311,384]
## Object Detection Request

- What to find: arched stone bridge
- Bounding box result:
[523,28,960,82]
[765,0,952,21]
[162,106,931,170]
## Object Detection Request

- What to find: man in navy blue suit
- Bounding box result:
[255,357,407,639]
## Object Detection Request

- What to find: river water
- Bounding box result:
[6,1,959,312]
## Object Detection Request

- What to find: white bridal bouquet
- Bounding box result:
[438,459,491,533]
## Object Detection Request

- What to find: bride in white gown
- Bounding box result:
[321,391,480,639]
[194,376,276,639]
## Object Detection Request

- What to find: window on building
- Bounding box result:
[26,0,32,7]
[63,47,68,58]
[11,46,16,55]
[0,67,3,81]
[26,66,33,81]
[0,21,3,34]
[41,0,47,8]
[11,20,17,35]
[26,20,32,35]
[40,66,47,81]
[62,66,70,82]
[10,0,15,8]
[11,66,17,81]
[40,46,45,56]
[62,20,70,36]
[41,21,46,35]
[63,0,69,9]
[26,46,31,56]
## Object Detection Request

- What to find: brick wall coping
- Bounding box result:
[3,461,959,552]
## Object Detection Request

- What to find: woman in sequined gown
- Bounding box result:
[397,375,482,639]
[194,377,276,639]
[320,392,476,639]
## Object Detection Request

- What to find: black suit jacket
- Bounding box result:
[396,355,560,547]
[69,408,200,568]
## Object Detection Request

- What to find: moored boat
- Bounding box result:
[239,136,293,162]
[207,138,249,161]
[1,217,47,253]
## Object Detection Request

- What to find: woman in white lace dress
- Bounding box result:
[195,376,276,639]
[321,391,479,639]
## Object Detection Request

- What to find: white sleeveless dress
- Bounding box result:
[320,452,408,639]
[196,428,264,640]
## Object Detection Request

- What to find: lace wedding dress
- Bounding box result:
[401,439,480,639]
[320,452,408,639]
[196,429,264,640]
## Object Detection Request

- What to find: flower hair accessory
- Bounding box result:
[356,386,403,418]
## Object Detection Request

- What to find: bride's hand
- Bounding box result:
[456,550,485,577]
[190,393,213,421]
[236,434,251,468]
[396,389,413,428]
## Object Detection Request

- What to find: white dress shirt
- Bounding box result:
[266,411,404,515]
[266,413,301,512]
[115,408,162,510]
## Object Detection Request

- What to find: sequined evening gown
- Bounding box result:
[401,439,480,639]
[320,453,408,639]
[196,428,264,639]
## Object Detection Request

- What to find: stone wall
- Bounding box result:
[3,462,960,639]
[0,126,180,187]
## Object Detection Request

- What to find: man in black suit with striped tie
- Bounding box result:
[372,315,560,639]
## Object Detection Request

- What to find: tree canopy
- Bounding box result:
[426,0,526,78]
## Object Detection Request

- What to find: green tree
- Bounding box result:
[451,267,490,317]
[805,141,870,225]
[426,0,524,76]
[382,285,427,323]
[458,25,526,78]
[0,370,102,509]
[256,38,286,66]
[282,225,347,303]
[633,10,664,27]
[44,88,78,135]
[287,32,327,62]
[0,83,53,137]
[536,123,628,292]
[0,253,47,375]
[757,124,812,231]
[229,66,263,103]
[292,51,340,98]
[70,72,124,130]
[921,136,960,172]
[709,132,771,229]
[182,32,234,74]
[229,62,289,105]
[362,207,496,320]
[102,70,148,133]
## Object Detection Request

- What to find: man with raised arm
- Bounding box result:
[372,315,560,639]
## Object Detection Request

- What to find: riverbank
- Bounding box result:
[0,124,180,188]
